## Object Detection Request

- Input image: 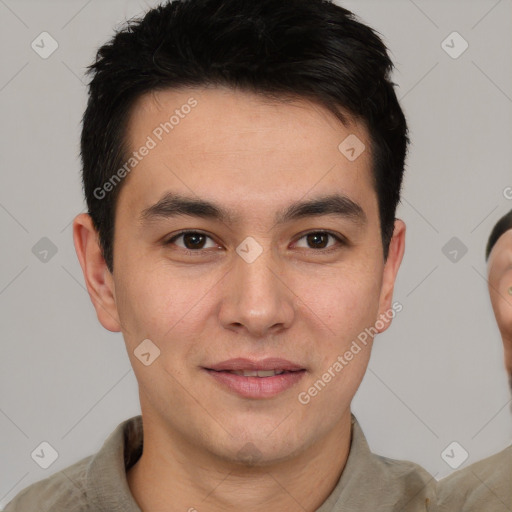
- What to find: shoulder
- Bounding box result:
[344,418,437,511]
[437,445,512,512]
[373,453,438,508]
[373,452,435,486]
[3,454,93,511]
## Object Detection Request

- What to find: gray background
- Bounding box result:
[1,0,511,507]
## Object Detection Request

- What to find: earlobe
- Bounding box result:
[376,219,406,333]
[72,213,122,332]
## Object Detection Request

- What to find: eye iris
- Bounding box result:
[307,233,328,249]
[183,233,205,249]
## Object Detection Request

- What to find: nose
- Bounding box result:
[218,242,295,339]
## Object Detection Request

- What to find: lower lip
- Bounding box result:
[204,369,306,398]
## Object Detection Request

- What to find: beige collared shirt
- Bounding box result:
[4,415,436,511]
[437,445,512,512]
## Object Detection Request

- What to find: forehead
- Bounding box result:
[119,86,376,220]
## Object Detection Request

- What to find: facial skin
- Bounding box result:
[73,87,405,512]
[487,230,512,378]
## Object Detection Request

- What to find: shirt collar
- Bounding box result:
[84,414,435,512]
[85,415,143,511]
[318,415,436,511]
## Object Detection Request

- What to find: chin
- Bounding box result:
[228,442,301,468]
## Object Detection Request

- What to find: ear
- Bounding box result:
[72,213,122,332]
[376,219,406,333]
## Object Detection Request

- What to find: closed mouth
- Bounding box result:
[209,369,302,377]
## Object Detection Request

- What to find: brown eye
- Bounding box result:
[182,232,207,249]
[165,231,217,251]
[295,231,343,250]
[306,232,329,249]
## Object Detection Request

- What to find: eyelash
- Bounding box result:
[163,230,347,254]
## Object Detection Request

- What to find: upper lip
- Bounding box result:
[205,358,305,372]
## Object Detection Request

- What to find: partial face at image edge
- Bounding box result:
[487,228,512,379]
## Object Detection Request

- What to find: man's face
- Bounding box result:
[78,87,404,464]
[487,230,512,377]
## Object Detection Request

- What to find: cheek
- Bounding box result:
[114,260,214,346]
[491,269,512,334]
[289,264,382,375]
[296,263,381,329]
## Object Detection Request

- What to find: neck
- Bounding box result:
[127,412,352,512]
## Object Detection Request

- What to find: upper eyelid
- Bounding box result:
[293,231,346,250]
[166,229,216,242]
[293,229,345,243]
[165,230,219,248]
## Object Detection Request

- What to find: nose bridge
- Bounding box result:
[219,240,294,336]
[238,247,277,299]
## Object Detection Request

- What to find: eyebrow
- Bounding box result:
[139,192,367,226]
